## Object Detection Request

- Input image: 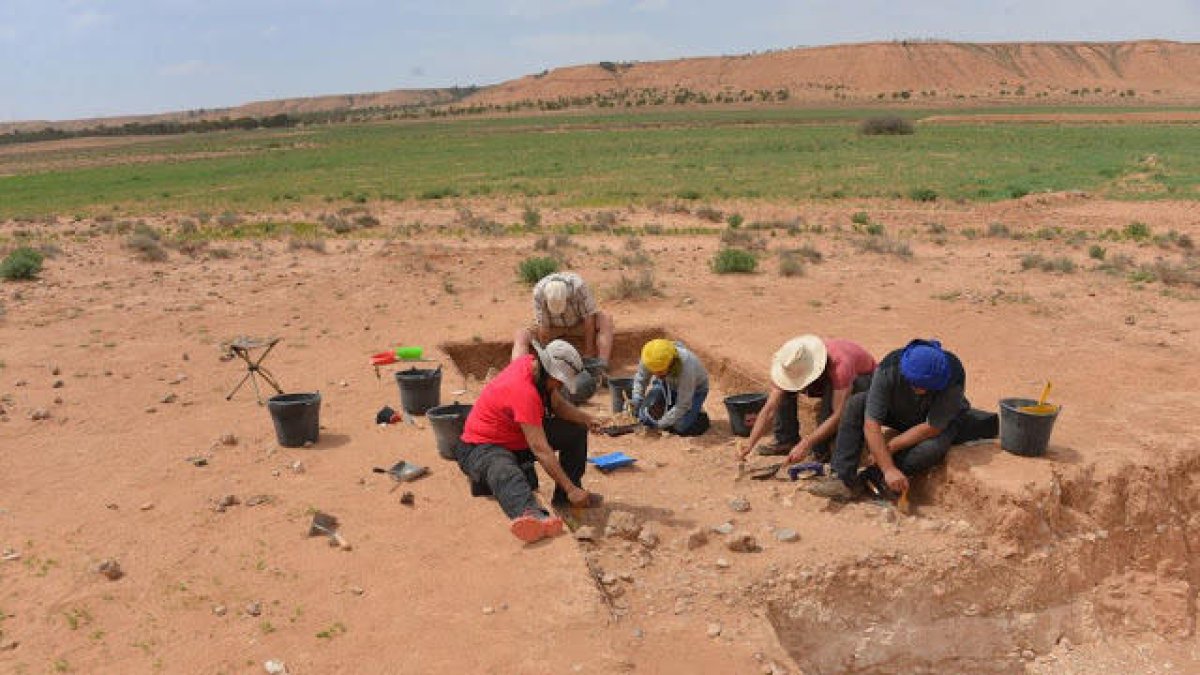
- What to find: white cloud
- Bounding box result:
[634,0,669,11]
[506,0,609,19]
[158,59,209,77]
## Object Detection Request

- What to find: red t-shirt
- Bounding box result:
[461,355,545,450]
[824,338,877,389]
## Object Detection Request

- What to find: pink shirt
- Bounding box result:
[461,355,545,450]
[824,339,877,390]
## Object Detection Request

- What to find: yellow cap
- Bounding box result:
[641,339,677,372]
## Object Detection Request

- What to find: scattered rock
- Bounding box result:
[399,491,415,506]
[774,528,800,543]
[52,380,64,389]
[482,606,496,615]
[219,432,238,446]
[30,408,51,421]
[95,558,124,580]
[712,522,735,535]
[684,527,709,550]
[632,628,644,639]
[263,659,289,675]
[290,460,305,474]
[51,366,61,376]
[707,622,722,638]
[715,558,731,569]
[186,456,208,467]
[160,393,177,404]
[245,494,274,507]
[601,573,619,586]
[574,525,598,542]
[139,502,154,511]
[245,601,262,617]
[0,639,19,651]
[213,494,240,512]
[605,510,642,540]
[145,406,157,414]
[349,586,365,596]
[2,548,20,561]
[729,496,751,513]
[637,523,660,549]
[726,533,761,553]
[213,605,227,616]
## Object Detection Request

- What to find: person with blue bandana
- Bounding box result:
[808,339,994,502]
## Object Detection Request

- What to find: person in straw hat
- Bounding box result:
[512,272,614,380]
[456,339,604,544]
[630,338,711,436]
[736,335,876,464]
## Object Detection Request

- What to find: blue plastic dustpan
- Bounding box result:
[588,451,636,471]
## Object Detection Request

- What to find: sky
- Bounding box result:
[1,0,1197,122]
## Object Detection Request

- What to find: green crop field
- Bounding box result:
[0,107,1197,218]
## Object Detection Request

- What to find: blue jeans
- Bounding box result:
[642,380,709,435]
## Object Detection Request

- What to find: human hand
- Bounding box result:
[884,467,909,493]
[587,417,603,434]
[735,442,750,461]
[568,486,592,506]
[786,439,811,464]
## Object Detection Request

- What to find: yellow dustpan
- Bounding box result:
[1019,381,1058,414]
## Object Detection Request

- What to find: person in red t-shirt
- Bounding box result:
[457,339,603,543]
[736,335,877,465]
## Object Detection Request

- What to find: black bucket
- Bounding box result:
[609,377,634,413]
[999,397,1061,457]
[395,366,442,415]
[267,392,321,447]
[724,392,767,437]
[427,403,472,461]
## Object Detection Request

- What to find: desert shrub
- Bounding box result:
[207,247,235,260]
[726,214,744,229]
[623,236,643,251]
[456,208,505,236]
[1124,221,1151,241]
[908,187,938,202]
[720,228,766,250]
[608,269,661,300]
[712,248,758,274]
[170,238,209,257]
[696,206,724,223]
[926,222,947,235]
[522,206,542,230]
[865,222,886,236]
[1145,260,1200,287]
[1,247,44,280]
[1177,233,1194,250]
[288,237,327,254]
[857,236,912,258]
[850,211,870,226]
[321,214,353,234]
[217,211,242,228]
[790,244,823,263]
[1088,245,1107,260]
[677,189,701,201]
[1006,185,1030,199]
[518,256,559,284]
[1097,253,1135,274]
[987,222,1012,238]
[125,234,168,262]
[353,214,380,229]
[859,116,914,136]
[778,250,806,277]
[1021,254,1075,273]
[35,242,63,259]
[421,186,459,200]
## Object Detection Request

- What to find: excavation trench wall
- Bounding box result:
[764,452,1200,673]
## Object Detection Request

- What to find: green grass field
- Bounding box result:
[1,107,1196,218]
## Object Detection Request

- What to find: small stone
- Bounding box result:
[271,469,281,477]
[1021,650,1036,661]
[726,533,760,553]
[632,628,644,639]
[707,622,722,638]
[263,659,289,675]
[601,573,619,586]
[605,510,642,540]
[30,408,51,421]
[712,522,735,535]
[715,558,731,569]
[52,380,64,389]
[53,396,63,405]
[245,601,262,617]
[139,502,154,511]
[160,393,177,404]
[0,639,18,652]
[219,432,238,446]
[245,494,273,507]
[105,502,119,510]
[290,461,305,474]
[145,406,157,414]
[637,524,660,549]
[774,528,800,543]
[349,586,365,596]
[213,494,239,512]
[685,528,709,550]
[483,606,496,615]
[729,496,751,513]
[212,605,227,616]
[338,380,349,388]
[2,548,20,561]
[51,366,61,376]
[399,491,415,506]
[574,525,598,542]
[96,558,124,580]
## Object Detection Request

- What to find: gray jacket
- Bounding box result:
[631,342,709,428]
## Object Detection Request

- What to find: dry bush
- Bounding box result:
[856,236,912,259]
[289,237,327,254]
[778,250,806,277]
[720,228,767,251]
[695,206,724,223]
[607,269,661,300]
[125,233,168,262]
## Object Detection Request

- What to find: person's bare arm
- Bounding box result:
[521,423,590,504]
[887,422,941,455]
[787,386,851,462]
[866,418,908,493]
[549,389,601,431]
[581,313,597,358]
[739,387,782,460]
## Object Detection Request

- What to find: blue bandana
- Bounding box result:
[899,339,951,391]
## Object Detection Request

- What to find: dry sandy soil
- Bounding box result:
[2,196,1199,674]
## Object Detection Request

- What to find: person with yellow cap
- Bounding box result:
[736,335,876,465]
[512,272,614,380]
[630,339,710,436]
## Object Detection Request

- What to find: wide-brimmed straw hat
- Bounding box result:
[532,339,583,394]
[770,335,828,392]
